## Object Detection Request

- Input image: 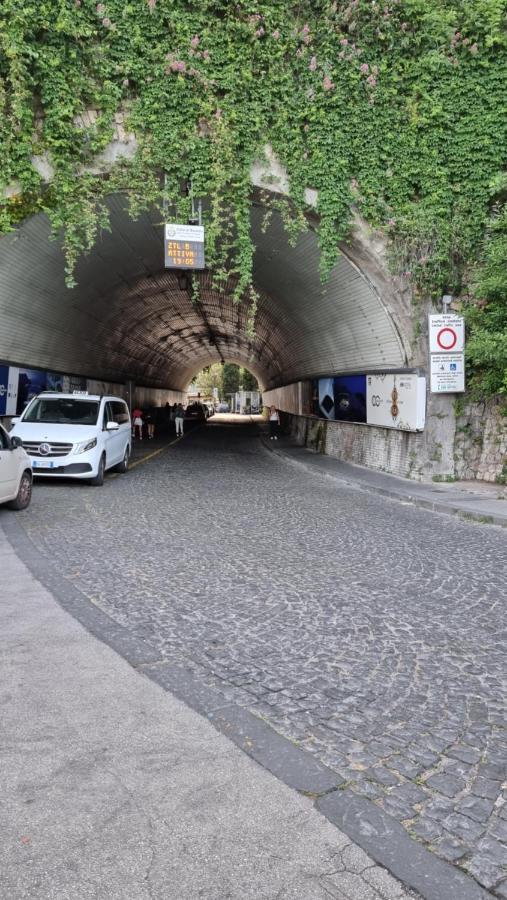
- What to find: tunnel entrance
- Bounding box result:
[0,193,407,395]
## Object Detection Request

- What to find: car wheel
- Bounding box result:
[89,454,106,486]
[7,470,32,510]
[115,445,129,474]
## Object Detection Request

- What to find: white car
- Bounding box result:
[10,392,131,486]
[0,423,32,510]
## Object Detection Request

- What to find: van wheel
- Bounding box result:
[115,445,130,474]
[7,470,32,510]
[89,454,106,486]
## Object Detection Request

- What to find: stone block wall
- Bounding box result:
[454,398,507,484]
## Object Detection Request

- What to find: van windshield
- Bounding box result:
[23,398,99,426]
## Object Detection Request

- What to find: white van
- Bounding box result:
[10,392,131,486]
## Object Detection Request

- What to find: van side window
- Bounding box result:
[103,402,113,429]
[111,401,129,425]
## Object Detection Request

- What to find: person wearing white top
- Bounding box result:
[269,406,280,440]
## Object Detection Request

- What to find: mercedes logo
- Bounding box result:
[39,442,51,456]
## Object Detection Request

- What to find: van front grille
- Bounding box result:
[23,441,74,458]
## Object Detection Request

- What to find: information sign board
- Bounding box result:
[164,223,205,270]
[430,353,465,393]
[429,314,464,353]
[366,374,426,431]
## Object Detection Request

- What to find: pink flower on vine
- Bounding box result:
[340,38,348,46]
[400,22,408,31]
[202,49,210,60]
[388,217,396,227]
[469,42,478,54]
[309,56,317,71]
[102,17,112,28]
[360,63,369,74]
[190,35,200,48]
[75,0,81,6]
[147,0,156,9]
[96,2,105,12]
[255,27,265,37]
[272,29,281,39]
[323,75,334,91]
[367,74,377,87]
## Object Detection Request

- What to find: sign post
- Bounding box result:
[164,223,205,270]
[428,314,465,393]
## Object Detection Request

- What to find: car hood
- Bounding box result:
[11,423,98,443]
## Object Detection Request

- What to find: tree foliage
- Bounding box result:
[1,0,506,394]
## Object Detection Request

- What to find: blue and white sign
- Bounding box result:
[0,366,19,416]
[430,353,465,393]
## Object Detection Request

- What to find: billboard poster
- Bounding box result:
[314,375,367,422]
[333,375,367,423]
[0,365,19,417]
[15,368,64,414]
[366,374,426,431]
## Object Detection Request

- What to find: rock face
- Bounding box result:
[455,399,507,487]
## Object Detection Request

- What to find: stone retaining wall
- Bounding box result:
[454,398,507,484]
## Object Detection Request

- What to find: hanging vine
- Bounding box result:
[1,0,506,391]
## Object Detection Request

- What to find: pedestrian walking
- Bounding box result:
[144,409,155,440]
[174,403,184,437]
[132,406,143,440]
[269,405,280,440]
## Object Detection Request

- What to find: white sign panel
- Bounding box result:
[366,374,426,432]
[164,223,204,242]
[430,353,465,393]
[429,314,465,353]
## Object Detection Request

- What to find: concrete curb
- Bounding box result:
[2,512,495,900]
[259,435,507,529]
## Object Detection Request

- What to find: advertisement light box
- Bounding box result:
[366,374,426,432]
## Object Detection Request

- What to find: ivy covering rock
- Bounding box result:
[0,0,506,393]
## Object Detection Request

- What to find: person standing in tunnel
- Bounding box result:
[174,403,184,437]
[269,405,280,440]
[132,406,143,441]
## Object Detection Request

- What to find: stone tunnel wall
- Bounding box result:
[263,381,423,479]
[263,382,507,483]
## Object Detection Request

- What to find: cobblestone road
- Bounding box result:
[10,418,507,896]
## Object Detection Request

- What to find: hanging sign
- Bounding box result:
[164,223,205,270]
[430,353,465,393]
[429,315,464,353]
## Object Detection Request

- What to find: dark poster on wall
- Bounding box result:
[16,369,64,414]
[312,375,367,423]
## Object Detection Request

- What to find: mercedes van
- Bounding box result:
[10,392,131,486]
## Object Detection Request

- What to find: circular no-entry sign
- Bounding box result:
[436,327,458,350]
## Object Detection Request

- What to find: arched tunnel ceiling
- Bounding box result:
[0,195,405,391]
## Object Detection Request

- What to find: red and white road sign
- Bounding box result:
[429,315,464,354]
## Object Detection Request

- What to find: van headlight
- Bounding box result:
[74,438,97,455]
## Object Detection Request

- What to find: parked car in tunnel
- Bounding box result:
[0,423,32,510]
[9,392,131,486]
[184,403,207,427]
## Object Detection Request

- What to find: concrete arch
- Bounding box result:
[0,190,409,393]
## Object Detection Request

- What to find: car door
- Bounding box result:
[0,425,18,502]
[111,401,129,462]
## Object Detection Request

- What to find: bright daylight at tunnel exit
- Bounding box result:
[0,2,506,899]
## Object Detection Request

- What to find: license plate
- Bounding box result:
[32,459,54,469]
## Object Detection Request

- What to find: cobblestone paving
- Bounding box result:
[13,419,507,896]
